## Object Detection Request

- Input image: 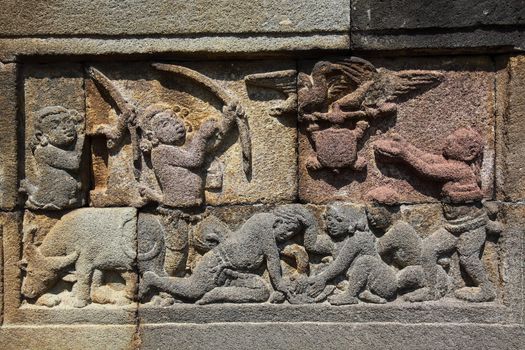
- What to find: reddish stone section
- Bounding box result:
[299,56,495,204]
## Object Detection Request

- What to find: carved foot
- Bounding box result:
[454,286,496,302]
[306,156,323,171]
[71,296,89,308]
[403,287,441,302]
[351,156,368,171]
[328,292,359,305]
[358,290,387,304]
[138,271,157,300]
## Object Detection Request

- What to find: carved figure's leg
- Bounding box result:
[196,275,270,305]
[366,258,397,303]
[329,255,395,305]
[455,227,496,302]
[123,271,138,301]
[405,228,456,302]
[140,252,221,301]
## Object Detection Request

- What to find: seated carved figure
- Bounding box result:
[374,129,502,302]
[21,106,85,209]
[138,102,240,207]
[139,205,317,304]
[365,187,450,301]
[307,204,397,305]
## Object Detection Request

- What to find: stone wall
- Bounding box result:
[0,1,524,349]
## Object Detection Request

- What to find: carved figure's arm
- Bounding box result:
[400,144,461,181]
[36,145,82,170]
[318,238,359,282]
[263,238,284,290]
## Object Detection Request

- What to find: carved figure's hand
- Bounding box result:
[374,135,407,159]
[356,120,369,130]
[200,119,220,138]
[222,102,245,121]
[122,107,137,126]
[307,275,327,297]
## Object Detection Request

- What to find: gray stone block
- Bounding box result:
[351,1,525,51]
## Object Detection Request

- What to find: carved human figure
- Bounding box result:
[307,204,397,305]
[139,205,316,304]
[365,187,449,300]
[138,102,240,207]
[21,106,85,209]
[374,129,501,302]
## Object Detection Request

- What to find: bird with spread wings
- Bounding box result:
[245,57,444,172]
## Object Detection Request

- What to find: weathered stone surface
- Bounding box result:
[22,64,87,210]
[0,325,137,350]
[138,323,524,350]
[134,200,511,327]
[0,0,349,36]
[496,56,525,201]
[350,1,525,51]
[351,0,525,30]
[0,35,351,63]
[86,61,296,207]
[3,209,137,324]
[298,56,496,204]
[0,63,19,210]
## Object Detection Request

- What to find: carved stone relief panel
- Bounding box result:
[86,60,297,208]
[292,56,495,204]
[0,54,524,349]
[22,64,87,210]
[135,201,506,310]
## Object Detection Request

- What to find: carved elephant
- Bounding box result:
[20,208,166,308]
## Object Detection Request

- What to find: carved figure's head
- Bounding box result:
[325,204,367,238]
[140,103,190,151]
[19,243,78,299]
[442,128,484,163]
[365,187,400,231]
[273,205,317,243]
[32,106,82,150]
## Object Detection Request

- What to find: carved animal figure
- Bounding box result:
[20,106,85,210]
[20,208,166,308]
[246,57,443,173]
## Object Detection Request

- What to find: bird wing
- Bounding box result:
[380,70,444,104]
[244,69,297,95]
[326,57,377,102]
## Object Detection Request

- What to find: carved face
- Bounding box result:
[151,112,186,145]
[20,244,78,299]
[325,206,350,238]
[366,205,392,231]
[40,112,77,147]
[442,128,483,162]
[273,217,300,242]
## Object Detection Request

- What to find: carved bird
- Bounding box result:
[298,57,444,124]
[244,69,297,117]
